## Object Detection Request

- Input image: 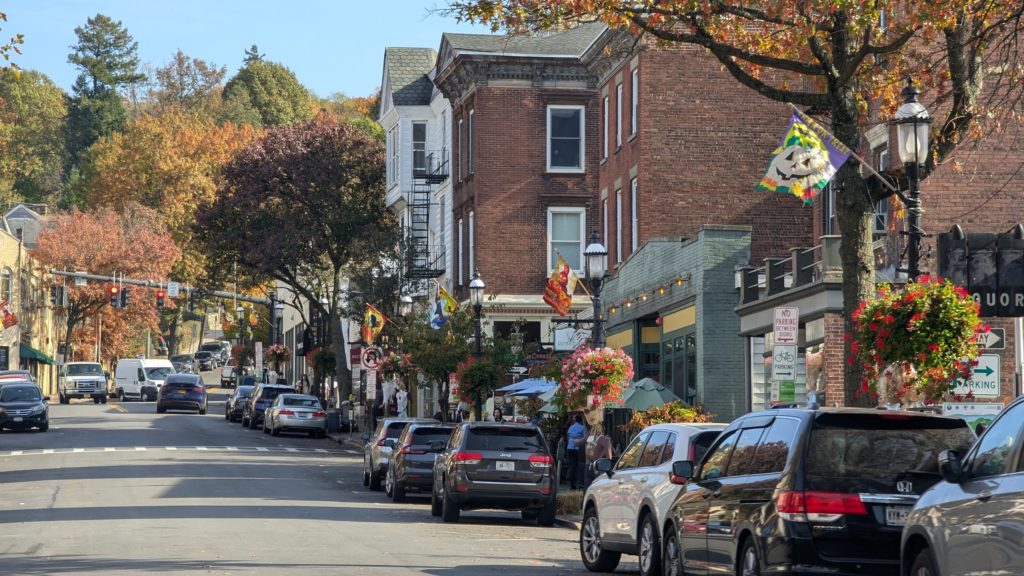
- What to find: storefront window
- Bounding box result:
[750,335,809,411]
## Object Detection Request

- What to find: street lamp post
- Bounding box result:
[894,77,931,281]
[235,305,246,374]
[584,231,609,348]
[469,270,485,420]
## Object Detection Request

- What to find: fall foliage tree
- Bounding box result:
[0,12,23,70]
[0,69,67,204]
[148,49,227,115]
[32,206,180,364]
[448,0,1024,404]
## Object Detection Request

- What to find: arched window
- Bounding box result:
[0,269,11,304]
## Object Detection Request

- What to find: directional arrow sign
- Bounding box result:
[974,365,995,377]
[974,328,1005,350]
[954,354,1000,398]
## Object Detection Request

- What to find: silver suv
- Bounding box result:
[362,418,437,491]
[901,395,1024,576]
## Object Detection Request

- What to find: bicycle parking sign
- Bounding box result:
[772,344,797,381]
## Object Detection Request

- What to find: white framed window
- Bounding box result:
[457,118,463,182]
[547,207,586,271]
[615,189,623,264]
[602,198,608,253]
[547,105,585,172]
[615,83,623,148]
[874,199,888,234]
[468,109,474,174]
[825,182,836,235]
[630,178,638,252]
[441,110,448,163]
[412,122,427,175]
[457,217,464,285]
[0,268,11,304]
[387,125,398,187]
[602,95,609,159]
[631,68,638,135]
[468,210,475,275]
[439,195,447,271]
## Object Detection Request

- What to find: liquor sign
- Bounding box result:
[773,307,799,345]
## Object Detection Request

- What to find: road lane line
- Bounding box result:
[285,448,298,453]
[104,447,116,452]
[315,449,327,453]
[166,447,177,451]
[10,451,22,456]
[72,448,85,453]
[225,447,238,451]
[134,447,146,451]
[196,446,208,451]
[255,447,268,452]
[42,449,54,454]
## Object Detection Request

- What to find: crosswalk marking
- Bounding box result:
[134,447,146,451]
[255,447,268,452]
[73,448,85,453]
[104,447,116,452]
[166,447,178,451]
[42,449,54,454]
[285,448,298,453]
[196,446,208,451]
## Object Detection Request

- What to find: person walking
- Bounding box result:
[566,414,586,490]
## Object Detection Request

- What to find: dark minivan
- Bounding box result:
[385,422,455,502]
[432,422,557,526]
[662,407,975,576]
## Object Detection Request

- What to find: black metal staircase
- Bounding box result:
[406,149,448,279]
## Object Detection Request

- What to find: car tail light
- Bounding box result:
[528,454,553,468]
[278,409,295,416]
[401,446,426,455]
[777,491,868,522]
[312,411,327,417]
[376,438,388,446]
[453,451,482,464]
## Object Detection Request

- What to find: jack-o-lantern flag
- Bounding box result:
[755,109,852,205]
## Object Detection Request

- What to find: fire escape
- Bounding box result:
[406,149,448,279]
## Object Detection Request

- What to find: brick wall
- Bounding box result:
[822,312,848,407]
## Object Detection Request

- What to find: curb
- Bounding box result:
[554,516,582,531]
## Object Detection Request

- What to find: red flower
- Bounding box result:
[927,344,940,352]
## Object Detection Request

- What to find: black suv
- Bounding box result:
[385,422,455,502]
[662,407,975,576]
[242,383,294,429]
[432,422,556,526]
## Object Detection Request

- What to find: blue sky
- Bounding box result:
[4,0,493,98]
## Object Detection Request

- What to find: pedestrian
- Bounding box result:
[587,428,614,485]
[566,414,586,490]
[491,407,503,422]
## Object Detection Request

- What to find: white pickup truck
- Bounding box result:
[58,362,108,404]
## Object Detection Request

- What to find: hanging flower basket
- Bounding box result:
[264,344,291,364]
[380,352,416,381]
[849,276,983,402]
[553,347,634,411]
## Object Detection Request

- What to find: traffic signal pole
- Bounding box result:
[48,270,273,307]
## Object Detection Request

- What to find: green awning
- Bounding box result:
[19,342,55,365]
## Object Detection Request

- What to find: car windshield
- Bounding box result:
[199,344,220,352]
[67,364,102,376]
[261,387,292,401]
[145,367,173,380]
[466,428,547,452]
[807,416,976,477]
[0,386,41,403]
[386,423,410,439]
[195,352,211,358]
[235,388,253,398]
[410,428,453,446]
[283,396,320,407]
[170,355,192,362]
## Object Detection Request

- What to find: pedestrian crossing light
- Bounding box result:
[156,289,165,310]
[120,288,131,309]
[109,286,120,309]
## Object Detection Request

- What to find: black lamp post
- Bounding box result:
[584,230,609,348]
[469,270,485,419]
[894,77,931,281]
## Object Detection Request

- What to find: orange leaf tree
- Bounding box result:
[448,0,1024,404]
[31,206,180,364]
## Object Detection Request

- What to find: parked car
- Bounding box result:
[156,374,207,415]
[0,369,36,383]
[661,408,976,576]
[580,422,726,575]
[0,382,48,432]
[221,358,237,386]
[224,385,254,423]
[114,358,174,402]
[361,417,438,491]
[263,393,327,438]
[431,422,557,526]
[193,351,217,371]
[901,396,1024,576]
[169,354,197,374]
[197,342,227,366]
[385,422,456,502]
[242,383,294,429]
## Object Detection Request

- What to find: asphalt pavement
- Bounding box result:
[0,370,620,575]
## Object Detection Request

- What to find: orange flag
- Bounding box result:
[543,255,578,317]
[361,304,387,345]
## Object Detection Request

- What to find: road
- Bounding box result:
[0,370,625,575]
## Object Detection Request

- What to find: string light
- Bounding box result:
[658,286,666,296]
[675,275,684,286]
[641,292,648,302]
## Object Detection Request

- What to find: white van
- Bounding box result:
[114,358,174,402]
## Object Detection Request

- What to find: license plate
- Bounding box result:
[496,461,515,472]
[176,390,187,395]
[885,506,911,526]
[298,413,310,419]
[13,417,23,422]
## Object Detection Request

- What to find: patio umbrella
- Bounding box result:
[619,378,681,411]
[496,378,551,393]
[510,380,557,396]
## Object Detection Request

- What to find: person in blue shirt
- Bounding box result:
[566,414,586,490]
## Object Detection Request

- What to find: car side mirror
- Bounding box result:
[594,458,614,477]
[938,450,964,484]
[383,439,396,449]
[670,460,694,485]
[429,440,446,453]
[360,432,371,442]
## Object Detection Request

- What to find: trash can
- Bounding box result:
[326,411,341,433]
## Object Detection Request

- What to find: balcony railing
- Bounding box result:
[412,149,449,183]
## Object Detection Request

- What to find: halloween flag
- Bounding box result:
[543,254,578,317]
[0,300,16,329]
[755,109,852,205]
[430,284,459,331]
[361,304,387,345]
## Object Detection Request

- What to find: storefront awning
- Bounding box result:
[19,342,55,365]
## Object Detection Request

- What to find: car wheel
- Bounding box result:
[271,423,280,436]
[362,457,370,487]
[59,393,67,404]
[521,510,539,520]
[910,548,938,576]
[537,496,556,527]
[157,405,166,414]
[384,468,394,497]
[368,461,382,491]
[93,396,100,404]
[249,415,257,429]
[118,389,126,402]
[580,506,621,572]
[441,484,460,523]
[637,513,661,576]
[661,523,681,576]
[738,539,761,576]
[38,423,49,432]
[199,406,207,416]
[101,395,107,404]
[262,419,270,434]
[225,407,230,421]
[393,479,406,503]
[241,413,249,427]
[430,484,443,516]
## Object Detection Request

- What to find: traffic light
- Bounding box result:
[156,289,165,310]
[109,286,120,309]
[50,285,59,306]
[120,288,131,309]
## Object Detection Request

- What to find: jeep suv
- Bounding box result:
[431,422,557,526]
[662,408,975,576]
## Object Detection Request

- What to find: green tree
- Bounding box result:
[399,307,475,420]
[450,0,1024,404]
[221,59,314,127]
[67,14,146,95]
[0,69,67,203]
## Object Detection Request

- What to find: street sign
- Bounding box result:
[773,307,799,345]
[74,271,87,287]
[350,345,361,366]
[167,281,180,298]
[361,346,383,370]
[366,370,377,398]
[554,326,590,351]
[954,354,1000,398]
[506,366,528,375]
[975,328,1005,350]
[772,344,797,381]
[254,342,263,376]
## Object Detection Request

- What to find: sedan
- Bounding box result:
[0,382,48,432]
[156,374,207,415]
[901,395,1024,576]
[263,394,327,438]
[225,385,254,423]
